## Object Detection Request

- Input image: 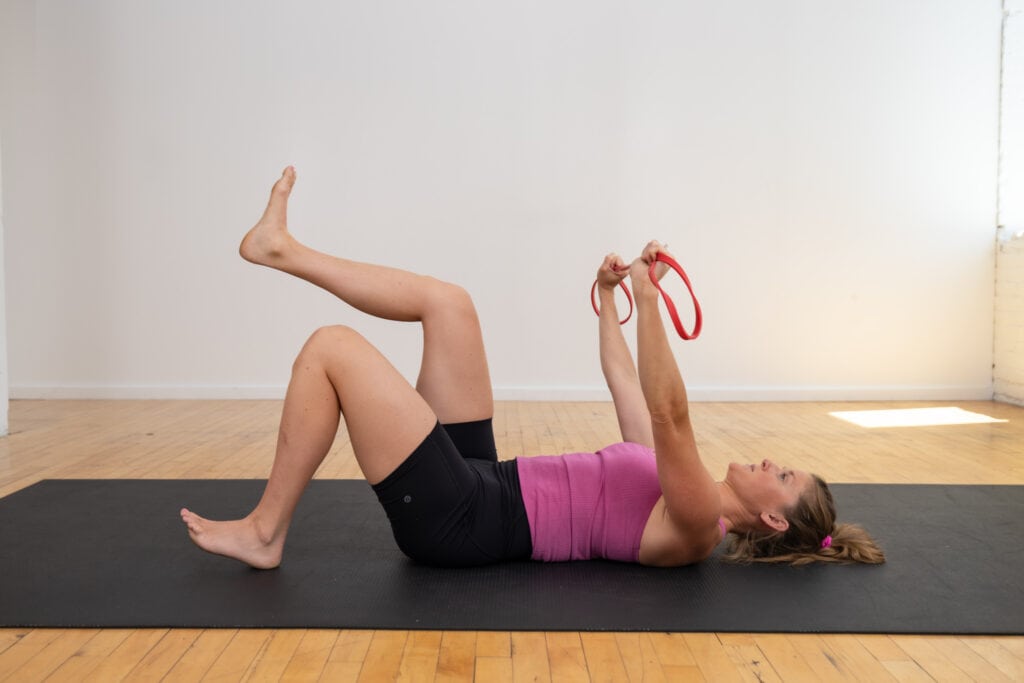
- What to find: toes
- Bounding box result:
[180,508,203,533]
[273,167,296,195]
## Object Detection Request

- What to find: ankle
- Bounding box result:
[247,513,286,547]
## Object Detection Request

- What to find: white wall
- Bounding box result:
[0,135,7,435]
[0,1,1003,402]
[995,0,1024,406]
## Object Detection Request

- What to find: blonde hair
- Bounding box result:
[723,475,885,566]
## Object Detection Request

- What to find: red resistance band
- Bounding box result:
[590,253,703,340]
[590,279,634,324]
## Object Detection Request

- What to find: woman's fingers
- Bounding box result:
[598,253,628,287]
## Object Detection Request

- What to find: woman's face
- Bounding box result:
[725,458,813,521]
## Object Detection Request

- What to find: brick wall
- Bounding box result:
[995,234,1024,405]
[996,1,1024,405]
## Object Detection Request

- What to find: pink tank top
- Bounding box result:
[516,442,663,562]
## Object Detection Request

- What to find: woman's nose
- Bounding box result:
[761,459,773,471]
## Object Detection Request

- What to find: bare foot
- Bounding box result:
[180,508,284,569]
[239,166,297,266]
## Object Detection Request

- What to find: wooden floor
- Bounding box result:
[1,398,1022,682]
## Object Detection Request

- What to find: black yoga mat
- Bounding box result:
[0,479,1021,633]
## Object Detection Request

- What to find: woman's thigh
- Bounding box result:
[304,325,437,485]
[415,281,494,424]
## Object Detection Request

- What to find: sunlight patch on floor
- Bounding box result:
[829,407,1008,428]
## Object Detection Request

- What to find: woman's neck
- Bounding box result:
[716,480,758,534]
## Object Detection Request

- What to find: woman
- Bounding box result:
[180,167,885,568]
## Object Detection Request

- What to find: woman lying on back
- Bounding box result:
[181,167,885,568]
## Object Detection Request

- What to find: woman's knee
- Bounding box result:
[295,325,364,366]
[424,279,477,321]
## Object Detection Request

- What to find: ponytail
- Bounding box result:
[722,475,885,566]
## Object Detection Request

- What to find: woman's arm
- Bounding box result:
[630,242,720,531]
[596,254,655,448]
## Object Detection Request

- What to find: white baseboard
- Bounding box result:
[496,384,996,402]
[10,383,995,402]
[686,384,995,402]
[10,385,289,400]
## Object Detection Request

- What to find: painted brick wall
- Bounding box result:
[996,1,1024,405]
[995,235,1024,405]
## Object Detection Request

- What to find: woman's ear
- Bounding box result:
[759,511,790,533]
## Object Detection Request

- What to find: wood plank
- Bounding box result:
[476,631,511,658]
[855,635,911,665]
[244,629,304,681]
[358,630,408,682]
[200,628,272,682]
[961,636,1024,681]
[511,631,550,682]
[646,631,697,668]
[81,629,169,682]
[720,635,783,683]
[751,634,822,683]
[0,629,63,679]
[44,630,134,682]
[784,635,849,682]
[615,633,668,682]
[279,629,338,681]
[684,634,745,683]
[4,629,98,682]
[888,636,973,682]
[318,661,363,682]
[435,631,476,683]
[661,664,706,681]
[396,630,442,683]
[475,655,513,682]
[879,659,936,682]
[923,637,1014,682]
[320,629,373,681]
[124,628,202,681]
[545,632,589,682]
[820,634,897,682]
[579,632,629,681]
[161,629,239,682]
[994,636,1024,659]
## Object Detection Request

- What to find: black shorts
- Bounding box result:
[371,419,532,567]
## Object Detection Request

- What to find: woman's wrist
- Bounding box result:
[632,281,659,302]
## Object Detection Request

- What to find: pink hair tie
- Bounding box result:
[821,535,833,549]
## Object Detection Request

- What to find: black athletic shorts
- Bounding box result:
[371,419,532,567]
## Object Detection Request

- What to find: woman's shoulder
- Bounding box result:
[638,499,723,567]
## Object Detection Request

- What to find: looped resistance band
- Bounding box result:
[590,279,633,324]
[649,252,702,340]
[589,252,702,340]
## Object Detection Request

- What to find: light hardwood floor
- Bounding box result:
[1,398,1022,682]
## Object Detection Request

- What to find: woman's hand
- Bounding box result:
[596,253,629,290]
[629,240,672,297]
